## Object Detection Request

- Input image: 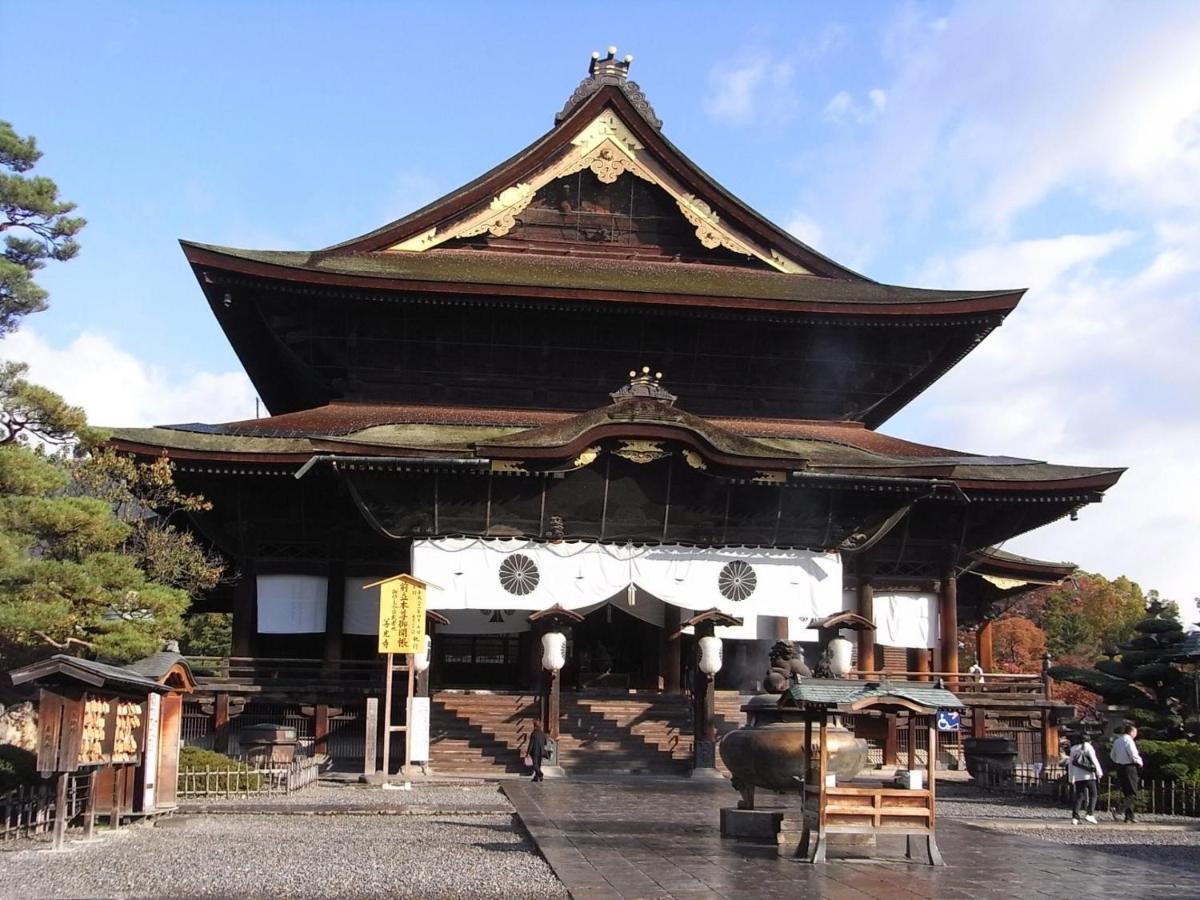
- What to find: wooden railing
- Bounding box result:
[187,657,385,693]
[177,756,321,800]
[850,669,1049,699]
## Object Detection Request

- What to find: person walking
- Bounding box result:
[1111,724,1144,823]
[1068,733,1103,824]
[528,721,547,783]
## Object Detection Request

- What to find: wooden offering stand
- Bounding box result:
[782,680,963,865]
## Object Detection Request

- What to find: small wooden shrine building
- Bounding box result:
[107,51,1122,773]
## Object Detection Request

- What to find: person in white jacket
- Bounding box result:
[1068,734,1104,824]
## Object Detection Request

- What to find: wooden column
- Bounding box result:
[214,692,231,755]
[52,772,69,850]
[692,622,717,770]
[972,707,987,739]
[856,577,876,676]
[884,714,899,766]
[977,619,995,672]
[323,559,345,663]
[662,604,682,694]
[83,769,97,840]
[908,648,931,681]
[938,565,959,677]
[231,557,257,658]
[314,704,330,757]
[541,667,560,740]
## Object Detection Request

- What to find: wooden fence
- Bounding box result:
[0,772,90,842]
[977,764,1200,817]
[177,756,321,800]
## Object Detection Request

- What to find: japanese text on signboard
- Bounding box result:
[378,577,426,654]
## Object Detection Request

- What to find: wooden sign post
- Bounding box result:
[364,574,437,784]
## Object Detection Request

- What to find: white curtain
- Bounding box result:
[838,589,938,649]
[411,539,843,640]
[257,575,327,634]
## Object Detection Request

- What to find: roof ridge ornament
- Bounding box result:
[610,366,677,405]
[556,47,663,130]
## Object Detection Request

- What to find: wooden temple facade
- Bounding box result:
[111,52,1122,773]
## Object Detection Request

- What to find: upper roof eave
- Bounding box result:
[179,240,1025,319]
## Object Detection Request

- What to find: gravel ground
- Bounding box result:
[0,812,567,899]
[182,781,512,812]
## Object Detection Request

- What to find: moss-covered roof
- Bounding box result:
[183,242,1021,312]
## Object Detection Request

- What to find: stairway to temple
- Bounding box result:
[430,691,751,775]
[429,692,538,774]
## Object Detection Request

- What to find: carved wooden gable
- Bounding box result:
[387,109,811,274]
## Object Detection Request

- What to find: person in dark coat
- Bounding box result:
[528,721,547,782]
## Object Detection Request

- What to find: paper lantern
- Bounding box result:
[829,636,853,677]
[413,635,432,673]
[541,631,567,672]
[698,636,723,676]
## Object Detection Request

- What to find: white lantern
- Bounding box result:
[412,634,432,673]
[698,636,723,676]
[828,636,853,677]
[541,631,567,672]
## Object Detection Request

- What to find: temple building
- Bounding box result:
[111,52,1122,774]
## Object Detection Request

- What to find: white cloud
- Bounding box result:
[785,211,825,249]
[704,54,797,125]
[823,88,888,124]
[891,225,1200,620]
[1,329,257,428]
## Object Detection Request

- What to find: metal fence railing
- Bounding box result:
[177,756,321,800]
[975,765,1200,817]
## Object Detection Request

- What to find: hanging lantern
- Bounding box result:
[541,631,567,672]
[698,636,723,676]
[413,634,432,674]
[828,636,853,677]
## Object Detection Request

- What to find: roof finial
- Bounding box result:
[557,47,662,129]
[610,366,677,405]
[589,46,632,82]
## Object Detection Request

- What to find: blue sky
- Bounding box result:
[3,2,1198,620]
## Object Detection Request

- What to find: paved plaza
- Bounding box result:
[503,779,1200,900]
[4,779,1199,898]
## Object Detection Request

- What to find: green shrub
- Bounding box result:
[0,745,38,794]
[178,745,261,791]
[1138,739,1200,785]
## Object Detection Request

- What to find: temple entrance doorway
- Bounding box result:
[569,604,662,691]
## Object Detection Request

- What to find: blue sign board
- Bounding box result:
[935,711,961,732]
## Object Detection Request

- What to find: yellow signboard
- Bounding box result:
[377,576,426,655]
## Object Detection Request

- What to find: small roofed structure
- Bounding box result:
[8,653,191,848]
[780,679,963,865]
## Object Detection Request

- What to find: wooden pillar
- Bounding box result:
[662,604,682,694]
[1042,710,1060,766]
[938,565,959,676]
[231,557,257,658]
[692,622,717,771]
[856,577,875,675]
[323,559,345,664]
[214,692,231,755]
[314,704,330,757]
[82,769,97,840]
[52,772,69,850]
[972,706,987,739]
[884,714,899,766]
[908,648,931,681]
[977,619,995,672]
[109,765,123,829]
[541,667,561,740]
[907,716,916,770]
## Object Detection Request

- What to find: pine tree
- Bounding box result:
[1051,596,1194,740]
[0,122,86,334]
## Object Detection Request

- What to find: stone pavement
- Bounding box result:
[504,779,1200,900]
